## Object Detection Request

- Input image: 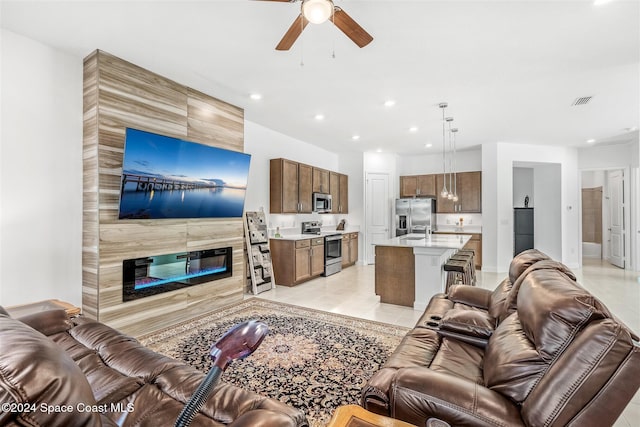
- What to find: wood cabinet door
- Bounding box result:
[281,159,300,213]
[417,175,436,197]
[435,173,455,213]
[298,163,313,213]
[330,172,340,213]
[295,247,311,282]
[338,174,348,213]
[400,176,417,197]
[313,168,330,193]
[349,235,358,264]
[458,171,482,212]
[310,244,325,276]
[341,235,350,267]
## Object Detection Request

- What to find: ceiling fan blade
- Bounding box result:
[276,14,309,50]
[332,7,373,48]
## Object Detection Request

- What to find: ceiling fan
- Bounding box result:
[258,0,374,51]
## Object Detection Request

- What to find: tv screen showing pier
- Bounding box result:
[118,128,251,219]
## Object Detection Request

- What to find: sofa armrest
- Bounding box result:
[447,286,492,309]
[17,309,72,336]
[390,367,525,427]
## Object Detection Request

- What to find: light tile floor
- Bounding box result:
[254,258,640,426]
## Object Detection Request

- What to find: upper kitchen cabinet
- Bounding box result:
[329,172,349,214]
[435,171,482,213]
[270,158,313,213]
[312,168,330,193]
[400,174,436,198]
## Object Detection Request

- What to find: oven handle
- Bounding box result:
[324,235,343,241]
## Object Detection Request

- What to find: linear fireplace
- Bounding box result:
[123,247,232,302]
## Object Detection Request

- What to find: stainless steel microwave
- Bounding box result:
[313,192,332,213]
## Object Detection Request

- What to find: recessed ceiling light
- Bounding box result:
[594,0,614,6]
[376,148,383,153]
[409,126,418,133]
[586,139,596,144]
[384,100,396,107]
[352,135,360,141]
[249,93,262,101]
[314,114,325,121]
[425,143,433,148]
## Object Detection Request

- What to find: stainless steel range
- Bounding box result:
[301,221,343,277]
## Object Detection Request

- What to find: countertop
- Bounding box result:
[433,226,482,234]
[270,229,360,241]
[373,233,471,249]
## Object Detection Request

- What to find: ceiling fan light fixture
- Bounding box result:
[302,0,334,24]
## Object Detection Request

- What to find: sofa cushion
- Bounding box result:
[0,314,101,427]
[508,249,550,284]
[498,259,577,323]
[517,268,607,361]
[429,337,484,384]
[484,269,608,404]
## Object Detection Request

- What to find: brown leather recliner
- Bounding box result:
[362,262,640,426]
[0,308,308,427]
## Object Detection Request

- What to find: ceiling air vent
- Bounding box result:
[572,96,593,106]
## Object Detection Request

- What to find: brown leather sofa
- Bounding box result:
[0,307,308,427]
[362,251,640,426]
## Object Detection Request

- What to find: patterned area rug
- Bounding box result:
[138,298,408,427]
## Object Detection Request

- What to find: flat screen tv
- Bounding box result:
[118,128,251,219]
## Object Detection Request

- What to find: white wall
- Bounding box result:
[244,119,339,214]
[533,163,562,260]
[513,167,534,208]
[0,29,83,306]
[581,170,606,189]
[397,149,482,176]
[482,142,579,272]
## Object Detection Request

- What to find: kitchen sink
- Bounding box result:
[402,236,425,241]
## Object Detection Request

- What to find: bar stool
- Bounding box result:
[444,258,471,292]
[451,249,476,286]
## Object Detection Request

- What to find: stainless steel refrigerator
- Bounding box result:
[395,198,436,236]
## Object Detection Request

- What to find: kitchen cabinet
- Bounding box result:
[341,232,359,267]
[400,174,436,198]
[435,171,482,213]
[270,237,324,286]
[313,167,330,193]
[270,158,313,213]
[329,172,349,214]
[434,231,482,269]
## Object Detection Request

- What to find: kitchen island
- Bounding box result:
[373,233,471,310]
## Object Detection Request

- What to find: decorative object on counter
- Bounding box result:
[244,211,276,295]
[336,219,346,230]
[459,217,464,228]
[140,298,407,427]
[524,195,529,207]
[275,226,282,238]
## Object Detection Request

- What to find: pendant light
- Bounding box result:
[439,103,449,198]
[446,117,454,200]
[451,127,459,202]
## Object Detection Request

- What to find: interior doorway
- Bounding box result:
[580,169,628,269]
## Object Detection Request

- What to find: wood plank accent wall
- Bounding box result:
[82,50,245,337]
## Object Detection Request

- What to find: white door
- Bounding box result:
[365,172,390,264]
[608,170,624,268]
